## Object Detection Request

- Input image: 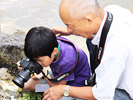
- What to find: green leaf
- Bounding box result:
[19,92,42,100]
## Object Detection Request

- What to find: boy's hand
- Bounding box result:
[31,69,47,79]
[17,61,23,71]
[31,73,43,79]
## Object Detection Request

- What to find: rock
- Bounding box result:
[0,32,26,65]
[0,90,10,99]
[0,68,21,100]
[0,67,7,73]
[0,80,19,91]
[0,89,21,100]
[0,68,18,91]
[0,21,17,35]
[0,68,10,80]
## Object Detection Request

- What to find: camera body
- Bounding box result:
[13,57,43,88]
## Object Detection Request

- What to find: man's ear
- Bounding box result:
[84,13,94,24]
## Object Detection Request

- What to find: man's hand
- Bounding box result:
[42,85,66,100]
[51,27,73,36]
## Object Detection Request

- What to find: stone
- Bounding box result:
[41,3,59,12]
[0,33,26,65]
[47,0,61,3]
[0,67,7,73]
[0,21,17,35]
[6,9,29,19]
[0,91,10,100]
[32,11,56,19]
[21,0,43,7]
[0,2,21,10]
[50,14,65,27]
[0,68,11,80]
[0,68,20,100]
[16,17,39,31]
[0,80,19,91]
[39,22,53,28]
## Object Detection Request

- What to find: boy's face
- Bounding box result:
[35,48,58,67]
[36,55,54,67]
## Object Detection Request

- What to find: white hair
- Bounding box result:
[69,0,101,19]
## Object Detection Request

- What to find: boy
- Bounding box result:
[18,26,90,99]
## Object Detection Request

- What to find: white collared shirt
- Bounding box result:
[92,5,133,100]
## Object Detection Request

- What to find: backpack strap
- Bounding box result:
[41,37,79,83]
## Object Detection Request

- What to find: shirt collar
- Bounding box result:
[91,10,107,46]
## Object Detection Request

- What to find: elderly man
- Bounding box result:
[42,0,133,100]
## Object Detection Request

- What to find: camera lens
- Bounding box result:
[13,77,25,88]
[12,57,43,88]
[12,69,31,88]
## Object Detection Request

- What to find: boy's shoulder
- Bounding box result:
[56,36,73,43]
[57,36,86,55]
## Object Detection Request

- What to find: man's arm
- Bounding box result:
[42,85,96,100]
[69,86,96,100]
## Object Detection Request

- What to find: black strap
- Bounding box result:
[93,12,113,74]
[41,37,79,83]
[85,12,113,86]
[96,12,113,63]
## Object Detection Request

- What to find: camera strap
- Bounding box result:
[41,37,79,83]
[95,12,113,64]
[85,11,113,86]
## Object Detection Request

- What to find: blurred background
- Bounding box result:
[0,0,133,59]
[0,0,133,99]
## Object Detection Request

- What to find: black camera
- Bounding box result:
[12,57,43,88]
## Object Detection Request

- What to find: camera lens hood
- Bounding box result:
[12,77,24,88]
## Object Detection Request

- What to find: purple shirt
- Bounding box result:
[50,37,90,86]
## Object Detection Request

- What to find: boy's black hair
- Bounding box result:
[24,26,58,60]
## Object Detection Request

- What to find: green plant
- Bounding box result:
[19,92,42,100]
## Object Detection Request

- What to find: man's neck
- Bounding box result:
[93,9,105,36]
